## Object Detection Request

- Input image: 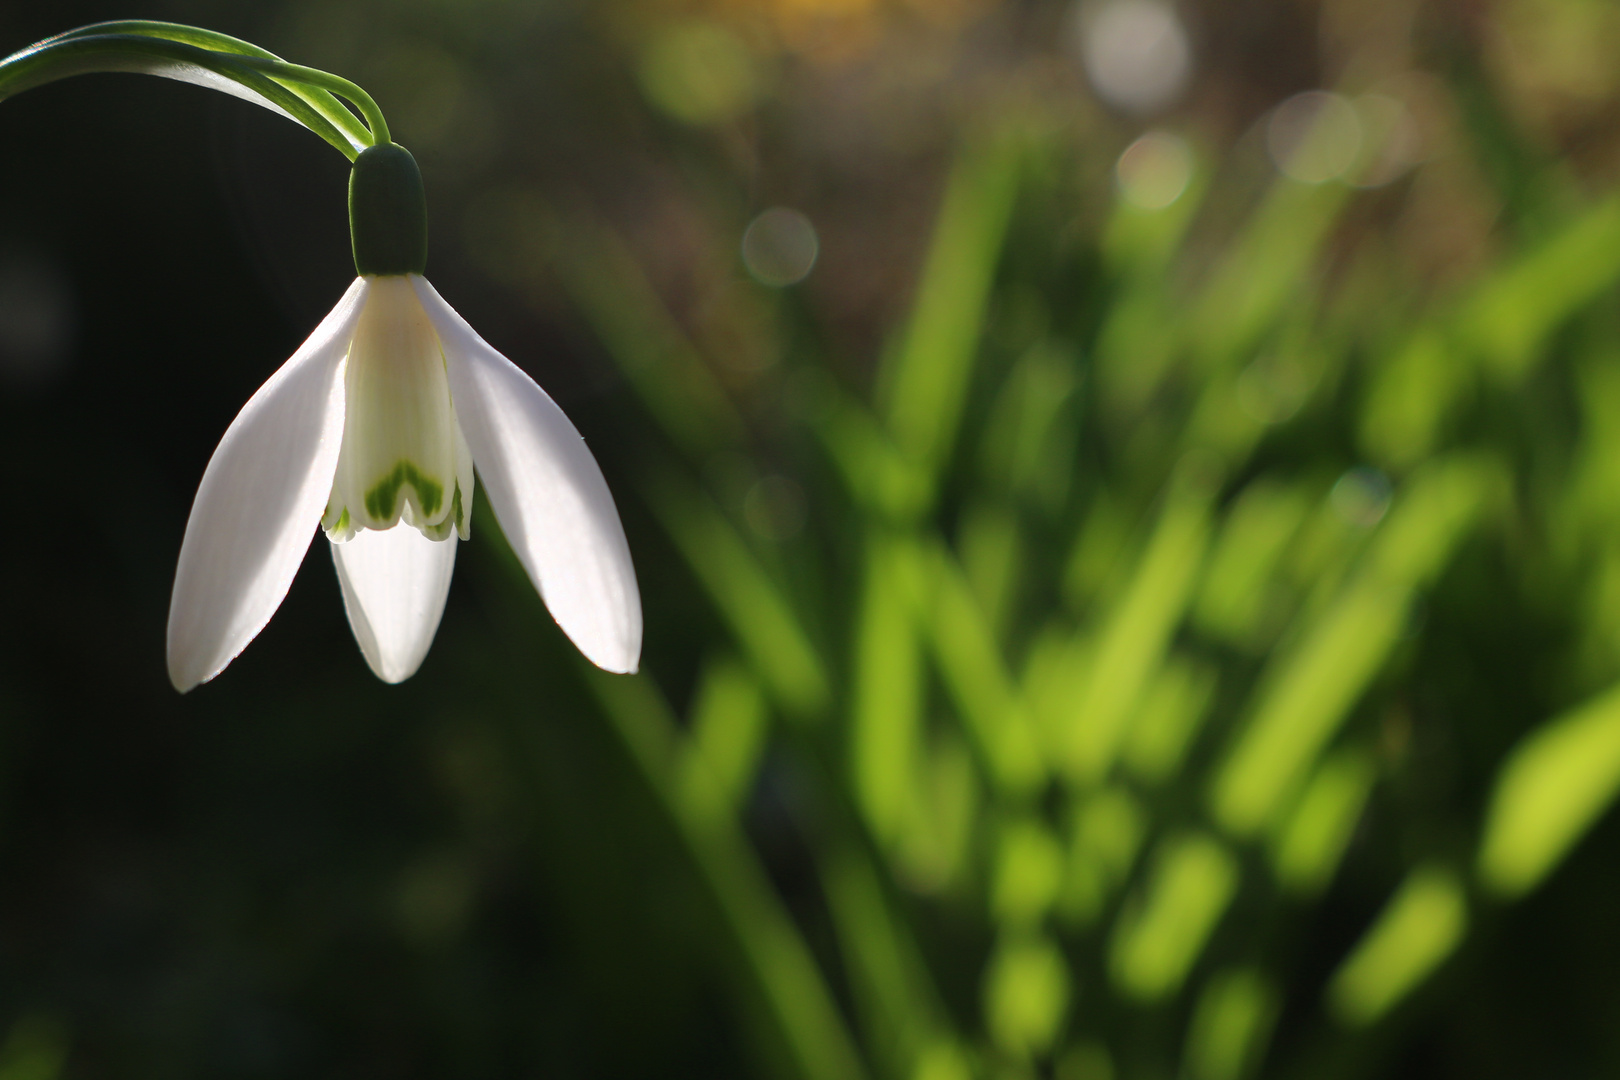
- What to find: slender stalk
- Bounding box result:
[234,56,389,146]
[29,21,373,149]
[0,26,397,158]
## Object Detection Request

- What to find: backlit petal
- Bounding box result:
[330,276,460,534]
[330,527,457,684]
[411,276,642,673]
[166,278,369,692]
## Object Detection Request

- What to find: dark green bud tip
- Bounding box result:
[349,142,428,276]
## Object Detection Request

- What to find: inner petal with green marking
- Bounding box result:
[323,275,474,543]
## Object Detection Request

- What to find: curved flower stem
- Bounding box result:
[32,21,374,150]
[233,56,390,146]
[0,23,395,159]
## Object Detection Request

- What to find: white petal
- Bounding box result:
[166,278,370,692]
[332,276,461,533]
[330,528,457,683]
[410,276,643,673]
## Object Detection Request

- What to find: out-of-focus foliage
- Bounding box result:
[10,0,1620,1076]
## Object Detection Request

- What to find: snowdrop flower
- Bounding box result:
[166,143,641,690]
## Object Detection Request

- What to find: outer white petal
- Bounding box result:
[410,276,643,673]
[166,278,370,692]
[330,528,457,684]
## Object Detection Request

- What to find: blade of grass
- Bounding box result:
[1068,467,1212,784]
[1477,678,1620,897]
[1109,832,1240,1003]
[650,469,830,721]
[585,668,868,1080]
[680,654,771,828]
[914,537,1046,796]
[1326,865,1467,1028]
[878,127,1023,484]
[851,531,925,848]
[551,218,747,459]
[1211,456,1494,836]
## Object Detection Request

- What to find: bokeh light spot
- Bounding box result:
[1078,0,1192,115]
[1331,467,1392,527]
[742,207,819,286]
[1116,130,1193,209]
[1350,93,1424,188]
[640,21,761,125]
[1267,90,1362,184]
[744,475,808,540]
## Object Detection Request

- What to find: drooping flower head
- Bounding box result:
[166,143,642,689]
[0,23,640,688]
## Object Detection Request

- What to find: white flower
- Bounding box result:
[165,273,642,691]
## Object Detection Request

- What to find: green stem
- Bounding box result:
[0,24,395,159]
[34,21,373,149]
[234,56,389,146]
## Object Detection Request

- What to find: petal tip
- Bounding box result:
[578,628,641,674]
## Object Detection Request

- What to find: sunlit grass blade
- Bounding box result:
[651,472,830,720]
[806,378,931,520]
[1270,748,1376,895]
[1187,177,1350,370]
[1061,786,1146,925]
[1210,582,1404,838]
[1092,288,1183,414]
[1100,138,1207,274]
[957,503,1022,638]
[1326,865,1467,1027]
[1064,490,1137,611]
[978,340,1081,512]
[679,654,770,828]
[983,932,1072,1060]
[1184,316,1340,463]
[1121,656,1217,786]
[1458,193,1620,381]
[1068,469,1212,783]
[878,128,1022,482]
[550,219,746,459]
[1192,478,1311,650]
[1024,624,1090,762]
[825,849,961,1079]
[1477,679,1620,897]
[1358,326,1467,469]
[582,668,867,1080]
[1182,968,1278,1080]
[918,538,1046,795]
[1364,455,1500,583]
[891,732,981,893]
[1109,832,1239,1003]
[851,532,924,847]
[1211,456,1493,836]
[993,817,1066,927]
[1558,357,1620,547]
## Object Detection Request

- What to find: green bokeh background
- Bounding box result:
[4,0,1620,1076]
